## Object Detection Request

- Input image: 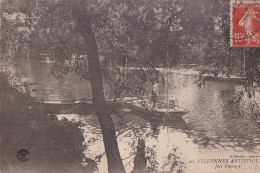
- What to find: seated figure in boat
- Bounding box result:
[150,82,159,109]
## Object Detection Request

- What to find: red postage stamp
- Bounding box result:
[231,0,260,46]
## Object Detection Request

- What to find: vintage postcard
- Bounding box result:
[0,0,260,173]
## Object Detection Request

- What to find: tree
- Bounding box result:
[1,0,126,172]
[67,0,126,172]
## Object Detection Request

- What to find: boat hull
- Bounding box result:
[123,102,189,121]
[34,99,189,122]
[34,102,95,114]
[204,76,245,83]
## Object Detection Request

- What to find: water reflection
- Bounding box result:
[159,74,260,151]
[15,59,260,172]
[16,58,92,101]
[57,113,188,173]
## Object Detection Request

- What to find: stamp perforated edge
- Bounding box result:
[230,0,260,47]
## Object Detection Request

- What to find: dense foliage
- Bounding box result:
[0,72,97,173]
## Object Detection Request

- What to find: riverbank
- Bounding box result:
[0,72,97,173]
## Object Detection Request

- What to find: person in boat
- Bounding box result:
[151,82,159,109]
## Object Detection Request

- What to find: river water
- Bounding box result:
[15,59,260,173]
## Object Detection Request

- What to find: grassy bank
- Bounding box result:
[0,72,96,173]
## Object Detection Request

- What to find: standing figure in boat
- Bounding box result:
[151,82,159,109]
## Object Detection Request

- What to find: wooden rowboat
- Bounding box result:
[203,75,245,83]
[122,97,189,120]
[34,101,94,115]
[34,97,189,122]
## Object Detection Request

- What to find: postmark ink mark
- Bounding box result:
[231,0,260,46]
[17,149,29,162]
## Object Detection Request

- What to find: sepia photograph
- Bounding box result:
[0,0,260,173]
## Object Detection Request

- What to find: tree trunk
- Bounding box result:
[68,0,126,173]
[0,0,3,54]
